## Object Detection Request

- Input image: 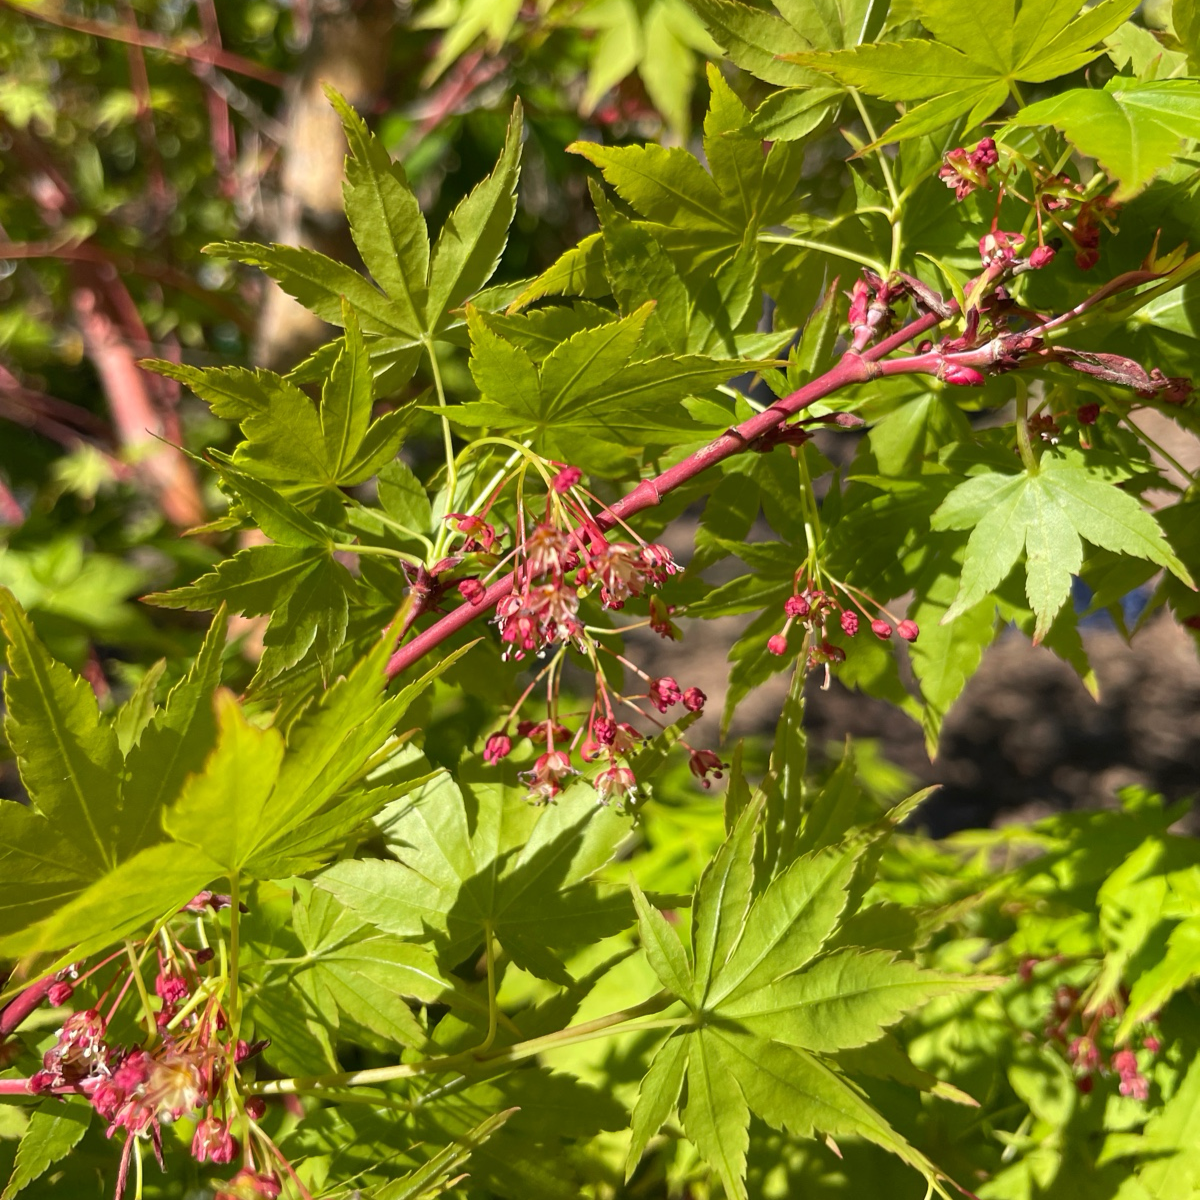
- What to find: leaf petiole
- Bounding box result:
[245,991,677,1097]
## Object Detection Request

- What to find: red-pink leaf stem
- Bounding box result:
[0,978,52,1044]
[385,311,947,680]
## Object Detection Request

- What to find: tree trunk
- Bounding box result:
[253,0,395,371]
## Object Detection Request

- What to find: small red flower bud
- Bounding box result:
[840,610,858,637]
[458,578,486,604]
[648,677,683,712]
[688,748,726,787]
[46,982,74,1007]
[941,363,986,386]
[1077,402,1100,425]
[1143,1036,1162,1054]
[870,619,892,640]
[784,594,810,618]
[484,733,512,765]
[244,1097,266,1121]
[1076,247,1100,271]
[593,717,617,745]
[767,634,789,656]
[90,1078,126,1121]
[192,1116,238,1165]
[552,465,582,493]
[969,137,998,169]
[896,619,919,642]
[195,947,215,965]
[1028,244,1056,269]
[155,972,188,1006]
[682,686,706,712]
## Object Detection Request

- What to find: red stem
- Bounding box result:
[0,978,52,1044]
[385,338,909,679]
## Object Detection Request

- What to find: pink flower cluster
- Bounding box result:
[23,937,277,1197]
[766,582,917,681]
[1038,976,1160,1100]
[494,525,679,663]
[938,137,999,201]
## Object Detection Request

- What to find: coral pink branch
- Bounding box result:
[385,335,913,679]
[0,978,52,1044]
[385,253,1188,681]
[71,282,205,527]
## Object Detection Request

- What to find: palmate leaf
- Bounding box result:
[145,306,407,495]
[521,74,808,306]
[1,1100,91,1200]
[145,467,359,683]
[317,765,634,984]
[0,592,223,943]
[267,884,455,1052]
[1003,78,1200,199]
[455,304,768,474]
[790,0,1140,143]
[932,451,1194,641]
[206,90,522,356]
[626,797,996,1197]
[689,0,878,138]
[0,621,461,961]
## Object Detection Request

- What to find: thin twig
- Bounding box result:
[2,0,288,87]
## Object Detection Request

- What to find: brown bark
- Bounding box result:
[253,0,395,371]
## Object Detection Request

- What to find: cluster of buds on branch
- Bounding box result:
[766,570,918,688]
[1027,965,1160,1100]
[384,204,1195,779]
[938,135,1124,270]
[1,898,287,1200]
[452,465,723,806]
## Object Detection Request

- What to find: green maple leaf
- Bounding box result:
[145,304,407,496]
[1003,77,1200,199]
[570,0,720,137]
[0,591,224,949]
[688,0,875,138]
[790,0,1140,144]
[625,797,997,1198]
[513,68,807,310]
[145,466,360,683]
[0,616,460,961]
[932,452,1194,642]
[205,89,522,382]
[453,304,770,474]
[316,764,635,984]
[246,884,454,1054]
[1,1100,92,1200]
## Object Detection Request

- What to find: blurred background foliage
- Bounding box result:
[0,0,719,667]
